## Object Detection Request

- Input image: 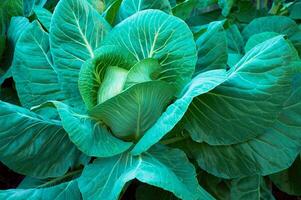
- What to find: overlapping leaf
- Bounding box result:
[50,0,111,108]
[0,101,86,178]
[79,145,214,200]
[185,35,299,145]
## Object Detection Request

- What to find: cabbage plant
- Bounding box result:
[1,0,301,199]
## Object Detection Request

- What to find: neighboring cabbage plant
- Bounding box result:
[0,0,301,199]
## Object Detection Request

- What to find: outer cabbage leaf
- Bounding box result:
[226,24,244,54]
[78,145,214,200]
[225,24,244,68]
[41,101,133,157]
[102,9,197,94]
[0,180,80,200]
[0,101,86,178]
[270,154,301,196]
[116,0,171,23]
[50,0,111,108]
[103,0,122,25]
[172,0,198,20]
[185,36,299,145]
[242,16,301,55]
[0,0,23,34]
[34,7,52,31]
[1,16,29,83]
[131,69,227,155]
[12,21,64,109]
[289,1,301,20]
[244,32,279,53]
[180,71,301,178]
[195,21,228,73]
[23,0,47,16]
[218,0,234,16]
[230,175,275,200]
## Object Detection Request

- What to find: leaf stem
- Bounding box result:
[36,168,83,189]
[160,135,190,145]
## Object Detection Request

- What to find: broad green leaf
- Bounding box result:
[7,17,29,48]
[242,16,301,54]
[244,32,280,52]
[34,7,52,31]
[289,1,301,20]
[231,1,265,24]
[116,0,171,23]
[50,0,111,108]
[0,0,23,34]
[227,53,242,69]
[230,175,275,200]
[180,72,301,178]
[198,171,230,200]
[242,16,298,39]
[42,101,133,157]
[270,154,301,196]
[103,0,122,25]
[136,184,179,200]
[172,0,198,20]
[23,0,47,16]
[12,21,64,109]
[78,45,137,109]
[2,16,30,77]
[90,81,176,141]
[103,9,197,94]
[195,21,228,73]
[0,101,85,178]
[0,180,81,200]
[87,0,105,13]
[131,70,227,155]
[225,24,244,54]
[78,145,214,200]
[185,36,299,145]
[218,0,234,16]
[169,0,177,7]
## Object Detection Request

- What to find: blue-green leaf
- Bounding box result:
[0,180,81,200]
[12,21,64,109]
[185,36,300,145]
[78,145,214,200]
[0,101,85,178]
[23,0,47,16]
[181,72,301,178]
[116,0,171,23]
[270,154,301,196]
[242,16,301,55]
[244,32,279,52]
[40,101,132,157]
[230,175,275,200]
[195,21,228,73]
[131,69,227,155]
[50,0,111,108]
[34,7,52,31]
